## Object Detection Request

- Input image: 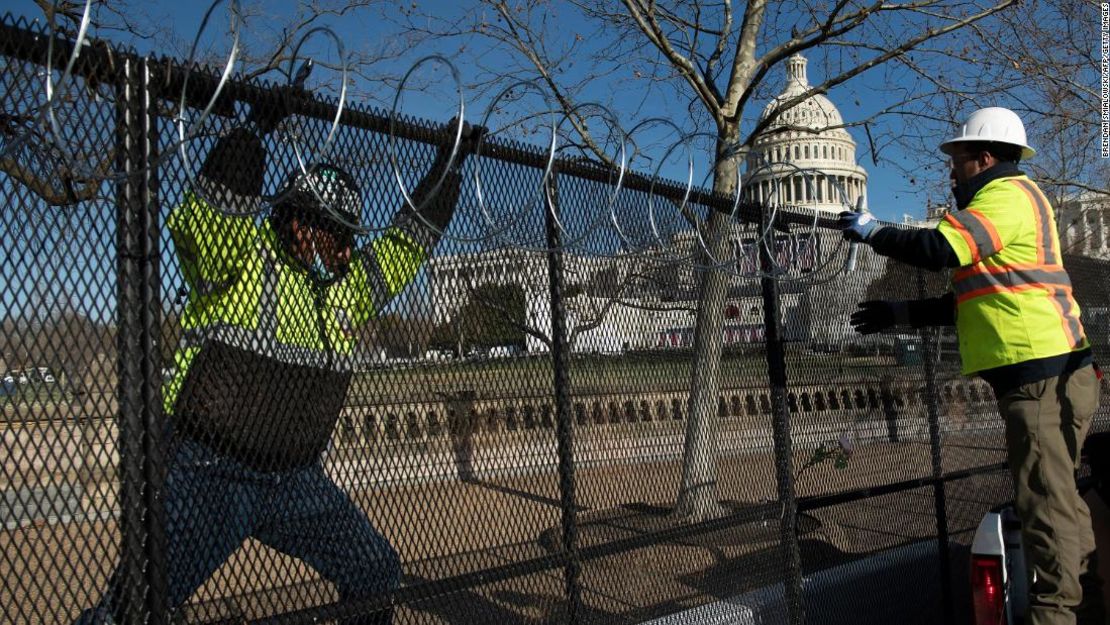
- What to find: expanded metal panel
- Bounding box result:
[1,14,1108,625]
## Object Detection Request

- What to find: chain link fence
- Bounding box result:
[2,14,1109,625]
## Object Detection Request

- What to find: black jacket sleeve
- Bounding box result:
[869,226,961,272]
[407,148,464,233]
[389,148,466,252]
[907,292,956,327]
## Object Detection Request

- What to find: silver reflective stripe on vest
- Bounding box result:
[181,241,354,372]
[390,211,439,256]
[191,276,237,297]
[948,209,1002,260]
[1052,285,1085,347]
[1011,179,1059,265]
[953,266,1085,347]
[358,251,396,315]
[952,266,1072,298]
[182,325,340,370]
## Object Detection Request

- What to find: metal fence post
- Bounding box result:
[916,268,954,624]
[759,206,805,625]
[114,55,167,624]
[544,167,582,623]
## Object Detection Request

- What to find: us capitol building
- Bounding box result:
[742,53,868,211]
[427,54,886,354]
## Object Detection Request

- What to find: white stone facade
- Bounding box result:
[1057,191,1110,261]
[901,202,948,228]
[426,53,875,355]
[426,249,676,326]
[428,245,816,355]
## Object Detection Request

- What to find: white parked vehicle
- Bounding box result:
[488,345,521,359]
[973,430,1110,625]
[423,349,453,362]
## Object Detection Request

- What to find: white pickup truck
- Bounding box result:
[970,505,1028,624]
[970,431,1110,625]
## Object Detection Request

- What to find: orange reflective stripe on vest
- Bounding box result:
[1010,179,1059,265]
[951,264,1084,347]
[943,174,1088,374]
[943,209,1003,264]
[953,264,1069,301]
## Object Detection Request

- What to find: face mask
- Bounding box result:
[951,181,974,211]
[310,254,337,284]
[308,238,339,285]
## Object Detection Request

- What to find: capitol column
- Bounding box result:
[1098,209,1107,252]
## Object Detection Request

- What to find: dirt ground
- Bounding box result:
[1,427,1024,625]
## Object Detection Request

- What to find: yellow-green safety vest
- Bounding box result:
[164,190,428,415]
[937,174,1088,375]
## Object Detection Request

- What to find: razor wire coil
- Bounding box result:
[8,14,871,283]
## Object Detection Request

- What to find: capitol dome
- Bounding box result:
[744,54,868,213]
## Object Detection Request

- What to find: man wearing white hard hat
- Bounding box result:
[838,107,1103,624]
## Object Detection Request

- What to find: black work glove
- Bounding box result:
[195,127,271,217]
[850,300,908,335]
[398,119,480,238]
[443,117,489,159]
[460,120,489,154]
[195,63,314,213]
[246,85,312,134]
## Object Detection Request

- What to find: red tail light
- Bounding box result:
[971,554,1005,624]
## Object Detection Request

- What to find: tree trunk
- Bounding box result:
[673,130,739,522]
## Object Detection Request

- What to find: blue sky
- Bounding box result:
[0,0,965,224]
[2,0,997,326]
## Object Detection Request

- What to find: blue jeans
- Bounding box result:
[76,438,400,624]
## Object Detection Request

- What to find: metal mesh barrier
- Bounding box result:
[2,15,1109,625]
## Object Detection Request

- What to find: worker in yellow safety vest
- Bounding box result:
[77,91,483,625]
[837,106,1103,625]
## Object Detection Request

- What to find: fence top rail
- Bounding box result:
[1,13,864,234]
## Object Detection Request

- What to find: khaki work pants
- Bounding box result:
[999,364,1105,625]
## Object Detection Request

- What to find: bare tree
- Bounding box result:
[980,0,1110,256]
[408,0,1016,521]
[884,0,1107,213]
[4,1,412,207]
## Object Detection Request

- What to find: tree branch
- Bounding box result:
[739,0,1017,149]
[620,0,723,122]
[463,273,553,349]
[0,154,108,206]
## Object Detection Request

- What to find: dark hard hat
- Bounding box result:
[276,163,361,232]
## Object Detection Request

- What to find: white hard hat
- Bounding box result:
[939,107,1035,160]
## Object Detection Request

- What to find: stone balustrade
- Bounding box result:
[1,377,1005,526]
[337,377,999,446]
